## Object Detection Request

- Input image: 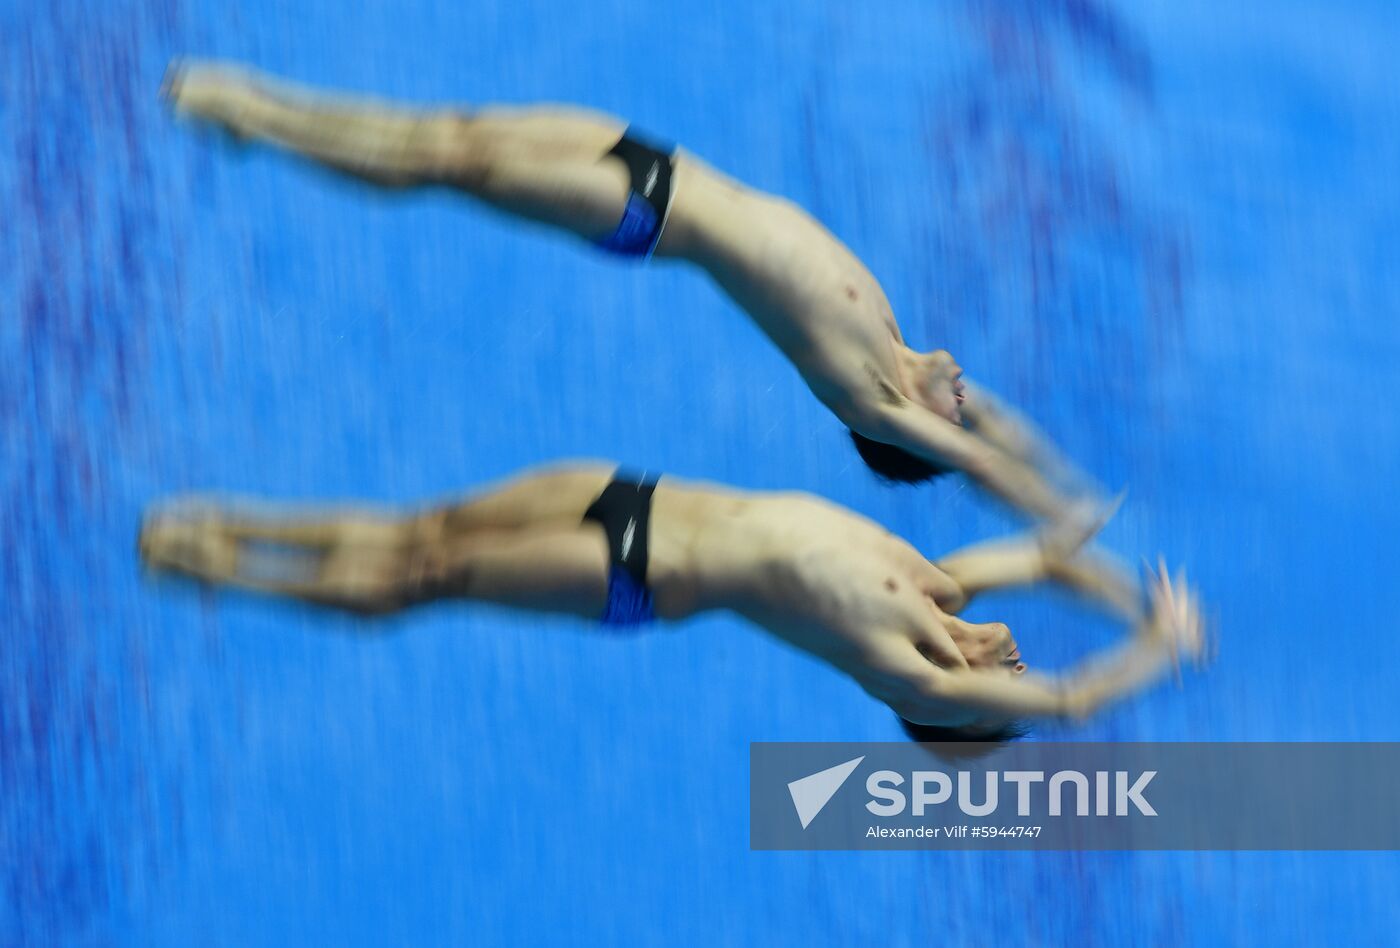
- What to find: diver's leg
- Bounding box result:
[417,528,609,617]
[139,462,619,617]
[160,502,397,548]
[140,501,611,619]
[432,462,616,534]
[163,61,636,239]
[140,507,425,614]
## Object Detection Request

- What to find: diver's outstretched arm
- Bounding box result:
[959,381,1104,501]
[936,537,1141,621]
[936,488,1138,619]
[934,537,1044,606]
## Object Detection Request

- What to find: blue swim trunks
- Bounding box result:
[595,130,675,259]
[583,470,660,628]
[600,565,656,628]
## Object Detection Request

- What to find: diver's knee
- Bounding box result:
[430,113,501,187]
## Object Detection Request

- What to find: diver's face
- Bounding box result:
[920,349,967,425]
[944,616,1026,674]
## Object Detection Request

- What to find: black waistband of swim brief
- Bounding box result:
[582,469,659,584]
[604,130,674,222]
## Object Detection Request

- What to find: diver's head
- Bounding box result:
[898,615,1029,757]
[847,348,967,484]
[848,431,954,484]
[897,716,1031,757]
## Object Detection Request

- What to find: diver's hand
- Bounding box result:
[1139,560,1209,674]
[1038,490,1125,570]
[1059,561,1209,719]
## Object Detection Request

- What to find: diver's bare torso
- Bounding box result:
[641,477,963,689]
[661,156,914,422]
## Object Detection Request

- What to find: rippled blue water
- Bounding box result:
[5,0,1398,943]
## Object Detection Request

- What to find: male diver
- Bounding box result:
[162,61,1098,522]
[140,463,1205,745]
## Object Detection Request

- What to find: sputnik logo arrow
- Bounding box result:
[787,756,865,829]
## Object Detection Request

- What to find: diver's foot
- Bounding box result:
[139,510,239,582]
[157,58,186,107]
[160,59,258,136]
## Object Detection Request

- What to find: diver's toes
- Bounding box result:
[138,516,180,568]
[159,60,184,104]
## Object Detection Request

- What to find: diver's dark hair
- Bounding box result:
[848,430,952,485]
[898,716,1030,759]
